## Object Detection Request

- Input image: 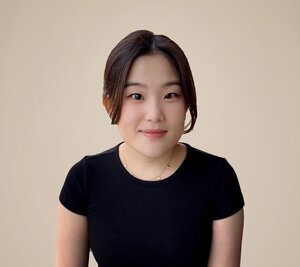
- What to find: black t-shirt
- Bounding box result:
[60,143,244,267]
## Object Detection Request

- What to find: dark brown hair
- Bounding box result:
[103,30,197,133]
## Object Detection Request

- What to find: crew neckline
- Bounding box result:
[114,142,191,186]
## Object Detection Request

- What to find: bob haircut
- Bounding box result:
[103,30,197,134]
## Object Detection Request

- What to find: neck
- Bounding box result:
[120,142,178,181]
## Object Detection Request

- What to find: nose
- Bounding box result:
[144,98,164,122]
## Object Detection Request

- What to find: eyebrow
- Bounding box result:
[125,80,182,88]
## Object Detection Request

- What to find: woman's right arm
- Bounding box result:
[56,202,89,267]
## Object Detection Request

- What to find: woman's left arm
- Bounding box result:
[208,208,244,267]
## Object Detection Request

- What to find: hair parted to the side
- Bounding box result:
[103,29,197,133]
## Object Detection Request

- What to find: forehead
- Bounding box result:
[127,53,179,82]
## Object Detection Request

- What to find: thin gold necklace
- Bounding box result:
[122,144,177,181]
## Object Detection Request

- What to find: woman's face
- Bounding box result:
[117,53,187,158]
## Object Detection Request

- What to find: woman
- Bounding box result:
[56,30,244,267]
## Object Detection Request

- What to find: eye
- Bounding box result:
[164,93,180,100]
[129,93,143,100]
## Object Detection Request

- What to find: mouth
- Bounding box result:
[140,129,167,138]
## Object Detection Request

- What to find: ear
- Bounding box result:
[103,95,112,115]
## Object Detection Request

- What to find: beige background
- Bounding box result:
[1,0,299,266]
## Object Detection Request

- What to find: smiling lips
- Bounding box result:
[140,129,167,138]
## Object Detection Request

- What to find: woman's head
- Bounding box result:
[103,29,197,133]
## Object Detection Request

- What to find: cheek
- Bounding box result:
[118,104,139,125]
[169,105,187,123]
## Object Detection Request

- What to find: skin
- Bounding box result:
[208,209,244,267]
[56,53,244,266]
[116,53,187,180]
[56,203,89,267]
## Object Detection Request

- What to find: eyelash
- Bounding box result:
[164,93,180,99]
[129,93,143,100]
[128,93,180,100]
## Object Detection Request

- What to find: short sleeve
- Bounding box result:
[59,158,88,216]
[212,158,245,220]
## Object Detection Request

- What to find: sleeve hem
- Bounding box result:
[59,195,87,216]
[213,203,245,221]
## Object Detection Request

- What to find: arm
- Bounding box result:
[56,202,89,267]
[208,208,244,267]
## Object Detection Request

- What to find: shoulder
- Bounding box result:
[59,144,120,215]
[65,144,120,185]
[85,144,118,161]
[183,143,240,187]
[184,144,245,219]
[71,144,119,170]
[183,143,227,170]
